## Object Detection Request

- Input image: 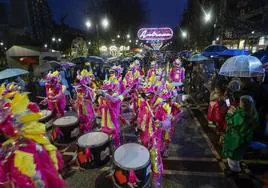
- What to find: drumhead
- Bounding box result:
[39,110,52,120]
[78,132,109,148]
[113,143,150,171]
[53,116,78,127]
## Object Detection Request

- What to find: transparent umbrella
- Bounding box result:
[219,55,265,77]
[0,68,29,80]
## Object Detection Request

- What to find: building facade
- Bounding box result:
[179,0,268,51]
[9,0,53,43]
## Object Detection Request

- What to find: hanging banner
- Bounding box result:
[137,28,173,41]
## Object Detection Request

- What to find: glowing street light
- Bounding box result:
[88,41,91,45]
[127,34,130,39]
[129,40,132,43]
[251,31,255,34]
[0,42,4,46]
[204,11,212,23]
[136,40,138,43]
[181,31,187,38]
[85,20,92,28]
[44,44,48,48]
[101,18,109,28]
[117,35,120,38]
[58,38,62,42]
[52,37,56,42]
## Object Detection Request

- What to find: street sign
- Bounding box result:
[137,28,173,41]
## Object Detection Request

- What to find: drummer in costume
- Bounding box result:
[124,61,143,115]
[73,69,96,133]
[105,65,125,95]
[169,58,185,94]
[137,84,156,147]
[41,71,66,117]
[0,86,64,187]
[159,83,181,157]
[98,66,128,148]
[146,61,158,83]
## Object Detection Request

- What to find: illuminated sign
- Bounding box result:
[137,28,173,41]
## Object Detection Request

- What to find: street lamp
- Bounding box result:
[88,41,91,45]
[101,18,109,29]
[58,38,62,42]
[85,17,110,55]
[129,40,132,43]
[44,44,48,48]
[52,37,56,42]
[86,20,92,28]
[117,35,120,38]
[251,31,255,34]
[0,42,4,46]
[135,40,138,43]
[181,31,187,38]
[127,34,130,39]
[204,11,212,23]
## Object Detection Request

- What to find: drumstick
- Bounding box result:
[37,96,46,99]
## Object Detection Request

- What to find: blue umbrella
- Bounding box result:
[88,56,106,64]
[217,49,250,57]
[0,68,29,80]
[71,57,88,64]
[189,53,208,62]
[202,44,228,57]
[251,50,268,64]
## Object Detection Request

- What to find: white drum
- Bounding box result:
[113,143,151,187]
[52,116,79,143]
[77,132,111,168]
[38,110,52,123]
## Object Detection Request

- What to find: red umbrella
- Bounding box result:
[19,57,38,65]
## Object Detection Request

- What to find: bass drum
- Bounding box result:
[113,143,151,188]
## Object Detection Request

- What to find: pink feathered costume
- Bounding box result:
[43,71,66,117]
[74,70,95,133]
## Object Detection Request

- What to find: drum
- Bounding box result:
[38,110,52,123]
[52,116,79,143]
[77,132,111,168]
[113,143,151,188]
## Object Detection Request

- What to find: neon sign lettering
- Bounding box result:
[138,28,173,41]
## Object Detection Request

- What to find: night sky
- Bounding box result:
[48,0,188,30]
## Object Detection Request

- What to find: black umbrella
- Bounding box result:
[43,56,58,61]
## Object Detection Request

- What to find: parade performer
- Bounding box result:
[0,89,64,187]
[169,58,185,94]
[147,61,158,83]
[105,66,125,95]
[73,69,96,133]
[124,61,143,90]
[124,61,143,115]
[137,85,155,147]
[150,119,164,177]
[41,71,66,117]
[98,82,128,148]
[160,85,181,157]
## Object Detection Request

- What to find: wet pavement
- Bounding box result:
[59,96,268,187]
